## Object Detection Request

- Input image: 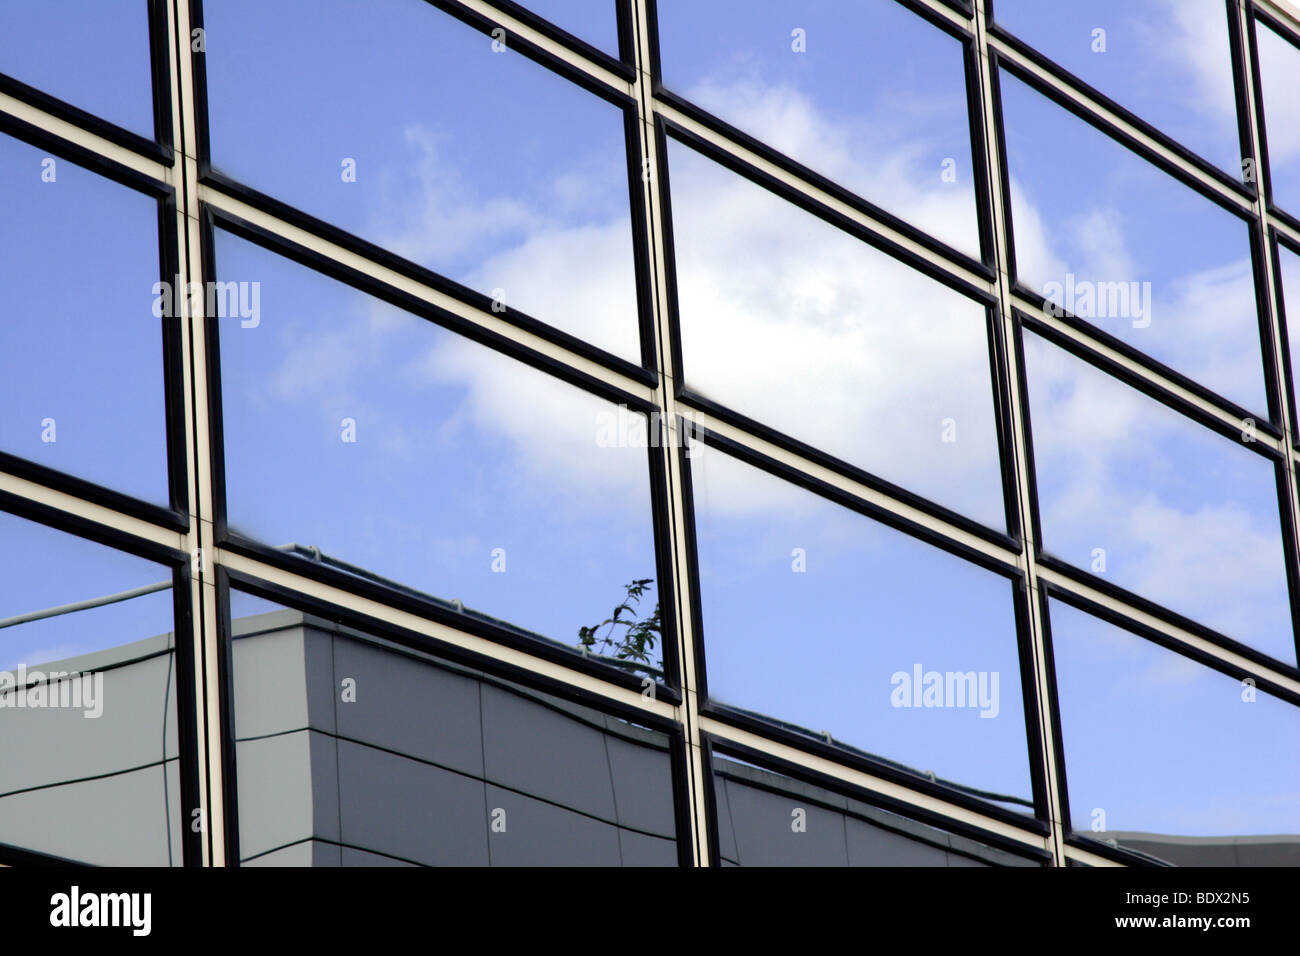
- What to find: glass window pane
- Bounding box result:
[712,754,1038,866]
[214,228,663,677]
[202,0,642,362]
[1256,21,1300,217]
[230,591,679,866]
[992,0,1241,174]
[690,445,1033,813]
[1048,597,1300,866]
[1022,328,1295,665]
[1001,68,1266,414]
[0,131,170,505]
[1281,243,1300,418]
[667,138,1005,529]
[656,0,980,256]
[522,0,620,56]
[0,0,156,137]
[0,511,181,865]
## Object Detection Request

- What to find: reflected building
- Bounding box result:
[2,554,1297,867]
[1,584,1039,867]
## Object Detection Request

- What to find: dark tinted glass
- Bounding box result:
[214,228,664,678]
[0,131,170,505]
[202,0,642,361]
[0,511,181,865]
[1000,69,1266,414]
[1021,329,1295,665]
[1256,21,1300,217]
[666,137,1006,529]
[689,445,1033,812]
[1048,597,1300,866]
[711,754,1038,866]
[656,0,981,256]
[0,0,156,137]
[230,592,679,866]
[992,0,1242,173]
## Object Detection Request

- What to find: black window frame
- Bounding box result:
[655,116,1024,550]
[1038,578,1300,868]
[187,0,659,385]
[677,425,1053,834]
[199,203,685,703]
[1269,227,1300,451]
[984,0,1256,199]
[646,0,997,279]
[989,51,1283,433]
[479,0,637,75]
[1247,2,1300,237]
[1012,308,1300,677]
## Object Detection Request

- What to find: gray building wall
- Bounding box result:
[231,610,679,866]
[0,634,182,866]
[8,609,1291,867]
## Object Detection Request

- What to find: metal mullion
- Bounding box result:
[629,0,710,867]
[453,0,635,96]
[1239,0,1300,673]
[971,0,1065,866]
[165,0,223,866]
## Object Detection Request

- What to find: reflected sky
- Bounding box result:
[690,443,1032,809]
[0,131,170,506]
[667,137,1006,531]
[656,0,980,257]
[4,0,1300,857]
[1281,243,1300,417]
[0,0,155,137]
[202,0,642,362]
[1256,20,1300,218]
[992,0,1242,174]
[214,228,661,671]
[1022,328,1295,666]
[1001,68,1266,416]
[1048,597,1300,850]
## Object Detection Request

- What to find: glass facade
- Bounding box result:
[0,511,184,865]
[2,0,1300,870]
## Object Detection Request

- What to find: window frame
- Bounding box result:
[990,52,1282,432]
[187,0,659,383]
[646,0,997,276]
[200,203,685,702]
[1012,309,1300,677]
[655,117,1024,547]
[678,425,1052,833]
[1038,578,1300,868]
